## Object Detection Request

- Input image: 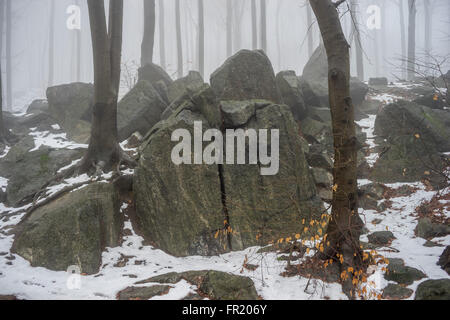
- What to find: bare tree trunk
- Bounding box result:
[251,0,257,50]
[48,0,55,87]
[6,0,11,110]
[141,0,156,66]
[275,1,282,70]
[350,0,364,81]
[260,0,267,52]
[309,0,363,298]
[0,0,4,106]
[407,0,416,81]
[399,0,406,79]
[424,0,431,66]
[76,0,82,82]
[226,0,232,57]
[81,0,124,172]
[158,0,166,69]
[175,0,183,78]
[198,0,204,78]
[306,2,314,58]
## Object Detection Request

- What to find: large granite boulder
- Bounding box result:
[167,71,205,103]
[371,100,450,185]
[12,183,122,275]
[374,100,450,152]
[275,71,307,120]
[117,80,167,141]
[46,83,94,143]
[210,49,281,103]
[134,92,322,256]
[138,63,173,88]
[0,136,84,206]
[302,45,369,107]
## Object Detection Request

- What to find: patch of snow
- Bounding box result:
[29,131,88,151]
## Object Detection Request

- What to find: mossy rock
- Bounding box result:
[415,279,450,300]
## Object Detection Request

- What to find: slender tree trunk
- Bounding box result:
[198,0,204,78]
[275,1,282,70]
[76,0,82,82]
[175,0,183,78]
[141,0,156,66]
[82,0,124,172]
[6,0,11,110]
[0,0,4,106]
[309,0,363,298]
[260,0,267,52]
[0,63,5,142]
[306,2,314,58]
[251,0,257,50]
[407,0,416,81]
[350,0,364,81]
[226,0,232,57]
[158,0,166,69]
[399,0,406,79]
[424,0,431,66]
[48,0,55,87]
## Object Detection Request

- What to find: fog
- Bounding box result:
[1,0,449,111]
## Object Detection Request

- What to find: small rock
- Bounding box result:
[437,246,450,275]
[382,284,414,300]
[415,218,450,239]
[385,263,426,285]
[117,285,172,300]
[368,231,396,246]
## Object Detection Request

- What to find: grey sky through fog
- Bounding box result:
[1,0,449,111]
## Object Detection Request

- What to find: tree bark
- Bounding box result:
[158,0,166,69]
[175,0,183,78]
[48,0,55,87]
[306,2,314,58]
[399,0,406,79]
[76,0,82,82]
[198,0,204,78]
[260,0,267,52]
[141,0,156,66]
[350,0,364,81]
[251,0,257,50]
[309,0,363,297]
[407,0,416,81]
[424,0,431,66]
[6,0,11,110]
[82,0,124,172]
[226,0,232,57]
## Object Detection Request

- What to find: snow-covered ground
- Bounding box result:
[0,105,449,300]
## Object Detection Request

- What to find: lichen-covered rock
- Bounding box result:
[276,70,307,120]
[382,284,413,300]
[367,231,396,246]
[210,49,281,103]
[136,270,259,300]
[167,71,205,103]
[415,279,450,300]
[384,260,426,285]
[368,77,388,87]
[0,136,84,206]
[12,183,122,275]
[415,218,450,239]
[438,246,450,275]
[26,99,49,114]
[138,63,173,88]
[46,82,94,143]
[134,94,322,256]
[222,103,323,250]
[117,285,172,300]
[117,80,167,141]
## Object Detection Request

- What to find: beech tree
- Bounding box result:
[48,0,55,87]
[226,0,232,57]
[175,0,183,78]
[260,0,267,52]
[141,0,156,66]
[198,0,204,78]
[309,0,363,297]
[5,0,11,110]
[350,0,364,81]
[251,0,257,50]
[79,0,132,173]
[407,0,416,80]
[158,0,166,69]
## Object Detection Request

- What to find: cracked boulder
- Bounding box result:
[168,71,205,103]
[12,183,122,275]
[134,89,322,256]
[275,70,307,120]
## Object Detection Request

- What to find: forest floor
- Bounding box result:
[0,83,448,300]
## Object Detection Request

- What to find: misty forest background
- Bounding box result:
[1,0,449,112]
